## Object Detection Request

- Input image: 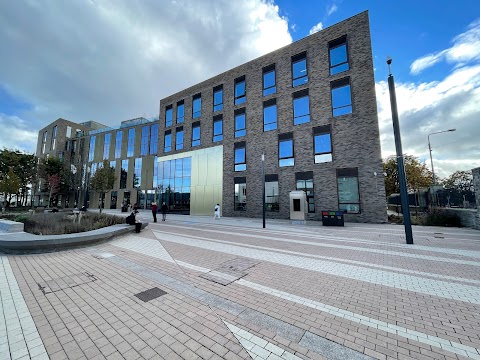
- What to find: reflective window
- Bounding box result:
[127,128,135,157]
[110,160,116,169]
[164,131,172,153]
[150,124,158,154]
[51,126,57,150]
[234,76,246,105]
[165,105,173,127]
[66,126,72,138]
[279,136,294,167]
[88,136,96,162]
[235,110,246,138]
[213,86,223,112]
[42,131,47,154]
[329,36,349,75]
[192,94,202,118]
[115,131,122,158]
[263,99,277,132]
[177,101,184,123]
[140,126,149,156]
[293,90,310,125]
[153,156,158,189]
[314,126,333,163]
[337,169,360,213]
[192,124,200,147]
[176,128,183,150]
[234,145,246,172]
[296,175,315,213]
[157,157,191,213]
[134,158,142,188]
[213,116,223,142]
[331,78,352,116]
[265,178,279,212]
[103,133,111,160]
[263,65,276,96]
[292,52,308,87]
[234,181,246,211]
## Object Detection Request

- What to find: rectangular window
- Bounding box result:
[150,124,158,154]
[192,94,202,119]
[134,158,142,188]
[165,105,173,127]
[213,85,223,112]
[331,77,352,116]
[115,131,122,158]
[66,126,72,138]
[329,36,349,75]
[127,128,135,157]
[164,130,172,153]
[42,131,47,154]
[192,122,200,147]
[88,136,96,162]
[314,125,333,163]
[213,115,223,142]
[296,172,315,213]
[153,156,158,189]
[293,89,310,125]
[51,126,57,150]
[103,133,111,160]
[234,177,246,211]
[263,64,276,96]
[263,99,277,132]
[234,142,246,172]
[337,168,360,213]
[110,160,116,169]
[279,133,294,167]
[265,174,279,212]
[234,76,246,105]
[176,127,184,150]
[177,101,184,123]
[234,108,246,138]
[292,52,308,87]
[140,126,149,155]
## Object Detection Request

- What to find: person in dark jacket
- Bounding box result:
[160,202,168,221]
[151,202,158,222]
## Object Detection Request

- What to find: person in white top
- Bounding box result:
[214,203,221,219]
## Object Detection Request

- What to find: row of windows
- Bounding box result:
[234,167,360,214]
[164,36,349,127]
[233,127,333,171]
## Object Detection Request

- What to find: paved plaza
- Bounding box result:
[1,212,480,360]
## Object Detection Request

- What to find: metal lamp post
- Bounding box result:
[428,129,456,206]
[82,166,91,210]
[387,57,413,244]
[262,154,265,229]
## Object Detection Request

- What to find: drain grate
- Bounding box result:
[134,287,167,302]
[200,258,260,286]
[38,272,97,294]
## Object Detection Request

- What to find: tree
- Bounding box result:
[38,157,64,207]
[90,160,115,213]
[441,170,474,207]
[383,155,433,197]
[0,149,37,206]
[0,168,21,213]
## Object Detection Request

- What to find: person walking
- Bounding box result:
[214,203,221,219]
[160,202,168,221]
[151,202,158,223]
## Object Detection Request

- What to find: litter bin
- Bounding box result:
[135,222,142,233]
[321,211,344,226]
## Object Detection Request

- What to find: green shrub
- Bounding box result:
[424,209,461,227]
[14,214,30,223]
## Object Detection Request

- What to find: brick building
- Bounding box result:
[35,11,387,223]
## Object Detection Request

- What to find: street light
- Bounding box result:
[427,129,457,207]
[262,153,266,229]
[82,166,91,210]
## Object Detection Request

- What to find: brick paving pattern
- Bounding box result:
[1,213,480,359]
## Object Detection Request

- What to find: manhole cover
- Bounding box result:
[200,258,260,286]
[216,258,260,272]
[134,287,167,302]
[38,272,97,294]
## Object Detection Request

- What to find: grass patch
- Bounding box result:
[1,212,126,235]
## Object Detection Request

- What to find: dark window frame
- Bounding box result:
[293,89,310,125]
[213,85,223,112]
[192,121,201,147]
[164,130,172,153]
[234,76,246,105]
[234,108,246,138]
[278,133,294,167]
[234,177,247,211]
[175,126,184,150]
[331,77,353,116]
[313,125,333,163]
[213,115,223,142]
[177,100,185,123]
[263,64,276,96]
[337,168,361,214]
[296,171,315,213]
[292,52,308,87]
[192,94,202,119]
[263,98,277,132]
[165,105,173,127]
[234,142,246,172]
[265,174,279,212]
[329,35,349,75]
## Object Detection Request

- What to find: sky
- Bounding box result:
[0,0,479,179]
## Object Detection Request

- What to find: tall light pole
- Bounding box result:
[262,153,265,229]
[428,129,456,206]
[82,166,91,210]
[387,57,413,244]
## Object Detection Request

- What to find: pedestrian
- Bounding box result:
[160,202,168,221]
[214,203,221,219]
[133,203,138,212]
[151,202,158,223]
[134,210,142,233]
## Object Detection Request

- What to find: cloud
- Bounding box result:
[309,22,324,35]
[376,64,480,178]
[0,113,39,152]
[410,18,480,74]
[326,4,337,17]
[0,0,292,153]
